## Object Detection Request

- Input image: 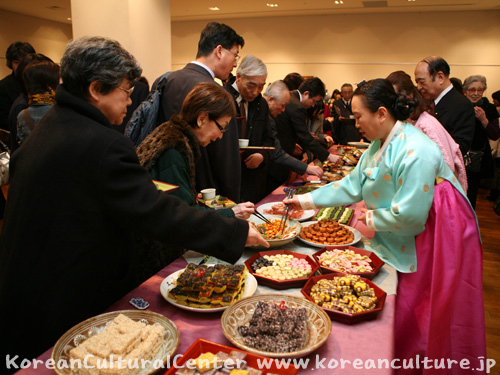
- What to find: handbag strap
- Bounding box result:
[22,109,36,131]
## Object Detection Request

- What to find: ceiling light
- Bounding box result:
[267,3,278,7]
[208,7,220,11]
[335,0,344,4]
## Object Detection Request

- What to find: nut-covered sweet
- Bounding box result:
[309,275,378,314]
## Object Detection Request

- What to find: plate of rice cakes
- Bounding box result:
[52,310,179,375]
[160,263,257,312]
[297,219,361,248]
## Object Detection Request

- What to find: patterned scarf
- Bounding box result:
[29,91,56,106]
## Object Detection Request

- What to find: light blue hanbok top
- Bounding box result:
[298,121,469,273]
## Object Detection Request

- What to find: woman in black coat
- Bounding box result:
[463,75,500,208]
[0,36,267,367]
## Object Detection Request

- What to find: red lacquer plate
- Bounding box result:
[301,273,386,324]
[163,338,299,375]
[244,250,319,290]
[312,246,384,280]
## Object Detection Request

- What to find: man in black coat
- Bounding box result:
[267,77,339,191]
[415,56,475,155]
[157,22,245,202]
[224,55,274,203]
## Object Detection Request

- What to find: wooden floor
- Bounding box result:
[476,188,500,374]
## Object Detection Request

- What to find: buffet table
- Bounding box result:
[16,183,397,375]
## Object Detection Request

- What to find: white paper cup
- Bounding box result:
[201,188,216,200]
[239,139,249,147]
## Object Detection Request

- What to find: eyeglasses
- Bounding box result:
[119,86,135,97]
[312,97,322,105]
[467,88,484,94]
[214,119,227,134]
[224,48,240,62]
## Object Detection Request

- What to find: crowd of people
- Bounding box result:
[0,20,497,374]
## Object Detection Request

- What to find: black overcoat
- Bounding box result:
[0,85,247,361]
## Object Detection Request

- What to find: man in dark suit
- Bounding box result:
[0,41,35,131]
[0,42,35,219]
[267,77,339,191]
[330,83,362,144]
[157,22,245,202]
[415,56,475,155]
[224,55,274,203]
[263,80,324,191]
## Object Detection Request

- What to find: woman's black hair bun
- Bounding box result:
[393,92,418,121]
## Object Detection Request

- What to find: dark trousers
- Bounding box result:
[466,171,480,209]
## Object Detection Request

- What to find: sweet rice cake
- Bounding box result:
[168,264,247,309]
[69,313,165,375]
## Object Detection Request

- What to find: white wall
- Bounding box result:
[0,10,72,77]
[172,10,500,97]
[70,0,171,82]
[1,8,500,99]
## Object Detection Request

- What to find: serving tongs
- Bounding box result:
[252,210,272,224]
[278,187,296,234]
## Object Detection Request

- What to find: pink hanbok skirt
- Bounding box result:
[394,180,486,374]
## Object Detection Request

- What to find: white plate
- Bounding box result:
[296,221,362,248]
[257,202,315,222]
[347,141,370,148]
[160,266,257,313]
[247,215,302,249]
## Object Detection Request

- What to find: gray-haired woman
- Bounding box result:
[0,36,267,365]
[463,74,500,208]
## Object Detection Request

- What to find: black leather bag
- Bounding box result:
[464,150,484,173]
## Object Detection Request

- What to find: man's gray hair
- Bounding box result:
[60,36,142,100]
[236,55,267,77]
[264,80,289,101]
[463,75,487,92]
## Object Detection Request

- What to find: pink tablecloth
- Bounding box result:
[15,185,396,375]
[16,254,395,375]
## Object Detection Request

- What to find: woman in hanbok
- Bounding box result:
[286,79,485,374]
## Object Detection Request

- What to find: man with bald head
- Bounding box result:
[264,80,324,194]
[414,56,475,155]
